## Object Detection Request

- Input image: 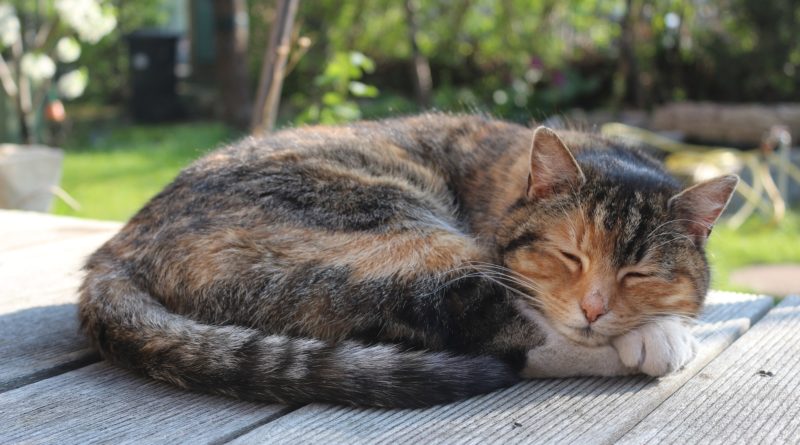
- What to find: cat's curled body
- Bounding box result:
[79,114,737,408]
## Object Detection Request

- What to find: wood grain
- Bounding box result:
[0,211,119,391]
[229,292,773,445]
[617,295,800,444]
[0,303,97,392]
[0,209,120,252]
[0,362,288,445]
[0,232,118,310]
[0,212,290,444]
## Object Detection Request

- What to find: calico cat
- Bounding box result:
[78,113,737,408]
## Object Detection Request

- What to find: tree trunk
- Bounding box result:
[403,0,432,108]
[618,0,643,108]
[8,38,33,144]
[212,0,251,131]
[251,0,299,135]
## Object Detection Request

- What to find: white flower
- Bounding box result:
[0,4,20,48]
[55,0,117,44]
[20,53,56,83]
[57,68,88,99]
[56,37,82,63]
[492,89,508,105]
[665,12,681,30]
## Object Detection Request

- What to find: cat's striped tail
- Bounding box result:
[78,263,520,408]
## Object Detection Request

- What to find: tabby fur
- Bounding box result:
[78,114,737,407]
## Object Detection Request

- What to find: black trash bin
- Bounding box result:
[127,30,183,122]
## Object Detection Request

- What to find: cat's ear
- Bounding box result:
[527,127,586,199]
[668,175,739,246]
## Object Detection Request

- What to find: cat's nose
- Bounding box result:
[582,305,606,323]
[580,293,607,323]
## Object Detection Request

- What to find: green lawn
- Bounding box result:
[707,212,800,292]
[53,122,237,221]
[52,122,800,291]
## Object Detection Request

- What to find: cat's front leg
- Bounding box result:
[518,305,697,378]
[517,304,637,378]
[611,316,698,376]
[521,332,637,378]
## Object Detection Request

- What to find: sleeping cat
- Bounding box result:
[78,114,737,408]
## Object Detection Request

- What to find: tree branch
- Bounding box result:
[250,0,299,135]
[0,53,19,97]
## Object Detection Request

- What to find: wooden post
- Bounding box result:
[251,0,299,135]
[212,0,252,131]
[618,0,642,108]
[403,0,432,108]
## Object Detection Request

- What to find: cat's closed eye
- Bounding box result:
[622,271,652,281]
[558,250,583,269]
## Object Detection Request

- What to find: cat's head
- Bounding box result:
[499,127,738,346]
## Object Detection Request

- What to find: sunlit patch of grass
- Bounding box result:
[53,122,236,221]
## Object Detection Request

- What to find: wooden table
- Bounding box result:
[1,209,798,444]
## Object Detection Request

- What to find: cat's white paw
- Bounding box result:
[611,317,698,377]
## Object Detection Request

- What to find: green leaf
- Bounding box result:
[333,102,361,121]
[348,81,379,97]
[322,91,344,105]
[349,51,375,73]
[294,104,320,125]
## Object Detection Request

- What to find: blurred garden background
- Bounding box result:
[1,0,799,293]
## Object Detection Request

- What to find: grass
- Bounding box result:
[52,120,800,291]
[53,121,237,221]
[707,212,800,292]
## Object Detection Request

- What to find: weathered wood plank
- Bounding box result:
[0,232,118,309]
[0,362,288,444]
[229,291,773,445]
[0,213,294,443]
[0,209,120,252]
[0,212,119,391]
[617,295,800,445]
[0,303,98,392]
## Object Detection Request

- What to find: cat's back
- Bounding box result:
[189,113,513,177]
[86,113,521,346]
[94,114,520,275]
[125,114,517,230]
